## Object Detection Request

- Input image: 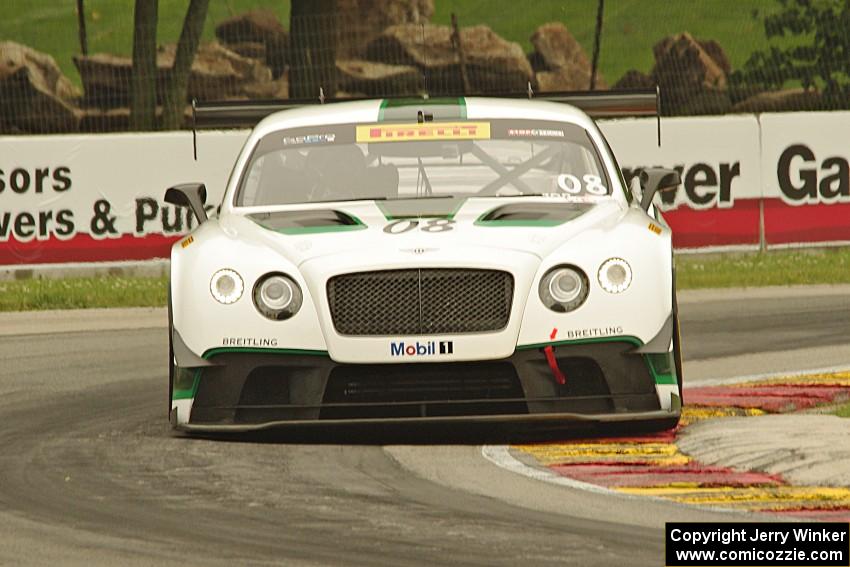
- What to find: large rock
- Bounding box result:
[225,41,267,61]
[652,32,727,111]
[613,69,654,90]
[243,75,289,99]
[529,23,590,72]
[73,53,133,107]
[214,10,288,78]
[698,38,731,76]
[74,42,272,107]
[0,41,80,133]
[157,42,272,101]
[732,88,822,113]
[366,23,532,94]
[528,23,604,92]
[337,59,420,95]
[337,0,434,57]
[536,63,596,92]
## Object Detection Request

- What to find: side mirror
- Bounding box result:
[639,168,680,211]
[165,183,208,224]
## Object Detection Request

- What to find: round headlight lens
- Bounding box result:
[549,269,582,303]
[210,269,243,304]
[539,265,589,312]
[598,258,633,293]
[253,273,303,320]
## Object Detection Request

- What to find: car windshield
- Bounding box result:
[236,119,612,207]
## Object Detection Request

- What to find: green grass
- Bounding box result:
[834,402,850,418]
[677,248,850,289]
[4,0,798,89]
[0,276,167,311]
[3,248,850,311]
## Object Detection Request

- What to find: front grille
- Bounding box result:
[327,268,513,336]
[320,362,527,419]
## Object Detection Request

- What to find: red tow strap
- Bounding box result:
[544,328,566,386]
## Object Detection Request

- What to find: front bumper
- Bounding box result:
[172,338,680,431]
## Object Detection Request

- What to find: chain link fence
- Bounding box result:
[2,0,849,134]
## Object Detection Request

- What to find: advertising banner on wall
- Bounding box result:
[0,131,247,265]
[760,111,850,246]
[600,115,762,249]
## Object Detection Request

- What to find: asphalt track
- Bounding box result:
[0,285,848,566]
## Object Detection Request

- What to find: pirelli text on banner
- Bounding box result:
[665,522,849,567]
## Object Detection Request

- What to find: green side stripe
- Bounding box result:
[645,352,679,385]
[202,347,330,358]
[172,368,200,400]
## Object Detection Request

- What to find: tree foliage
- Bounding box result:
[738,0,850,103]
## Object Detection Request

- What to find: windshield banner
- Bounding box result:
[355,122,491,143]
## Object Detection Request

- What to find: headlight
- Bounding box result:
[598,258,632,293]
[210,269,244,304]
[253,273,303,320]
[539,265,589,312]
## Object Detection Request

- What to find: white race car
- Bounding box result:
[166,91,683,432]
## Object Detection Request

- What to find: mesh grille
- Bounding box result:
[327,268,513,336]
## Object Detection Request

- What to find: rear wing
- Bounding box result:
[190,87,661,158]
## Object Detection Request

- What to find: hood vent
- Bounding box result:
[476,202,592,227]
[249,210,365,234]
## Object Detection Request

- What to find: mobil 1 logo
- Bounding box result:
[390,340,454,357]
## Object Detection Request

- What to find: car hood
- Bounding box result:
[219,197,627,268]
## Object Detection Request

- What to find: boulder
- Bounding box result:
[0,41,80,133]
[698,39,731,76]
[336,0,434,57]
[366,23,533,94]
[243,75,290,99]
[158,41,272,101]
[73,53,133,107]
[651,32,727,111]
[536,63,607,92]
[225,41,267,61]
[337,59,420,95]
[529,23,590,73]
[75,42,272,107]
[527,23,604,92]
[613,69,654,90]
[732,88,822,113]
[214,10,288,78]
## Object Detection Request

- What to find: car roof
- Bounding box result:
[249,96,598,140]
